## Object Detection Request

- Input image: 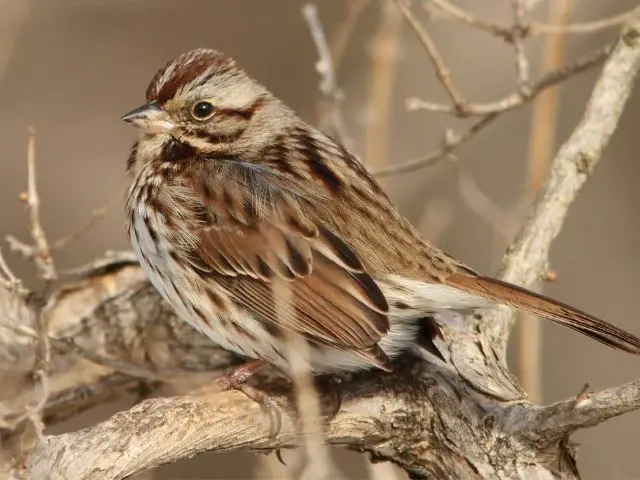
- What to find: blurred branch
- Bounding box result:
[277,279,339,480]
[364,1,403,171]
[531,6,640,35]
[49,191,119,252]
[302,3,351,147]
[330,0,370,69]
[0,0,28,83]
[426,0,513,41]
[427,1,640,39]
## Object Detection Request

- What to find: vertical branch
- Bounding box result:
[517,0,574,403]
[512,0,531,92]
[274,279,338,480]
[24,128,56,282]
[363,1,403,171]
[0,0,28,83]
[302,3,352,147]
[330,0,370,69]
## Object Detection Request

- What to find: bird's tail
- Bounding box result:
[445,273,640,355]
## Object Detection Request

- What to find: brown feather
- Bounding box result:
[187,163,390,362]
[445,273,640,355]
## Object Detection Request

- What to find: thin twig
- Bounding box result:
[427,1,639,39]
[376,44,610,177]
[456,166,526,243]
[50,192,119,251]
[426,0,513,41]
[406,44,611,115]
[302,3,351,147]
[373,112,499,177]
[530,7,640,36]
[512,0,530,93]
[0,247,27,296]
[394,0,468,113]
[7,128,57,281]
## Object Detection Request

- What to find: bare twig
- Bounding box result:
[375,43,611,177]
[50,192,119,252]
[394,0,468,113]
[455,166,526,243]
[0,128,57,442]
[373,112,499,177]
[530,7,640,36]
[405,42,611,115]
[0,248,27,297]
[302,3,351,147]
[511,0,530,92]
[427,1,639,39]
[426,0,512,41]
[6,128,57,281]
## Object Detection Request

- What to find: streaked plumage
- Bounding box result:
[123,48,640,375]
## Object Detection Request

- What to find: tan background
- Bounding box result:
[1,0,639,478]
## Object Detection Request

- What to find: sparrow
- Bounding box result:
[122,48,640,396]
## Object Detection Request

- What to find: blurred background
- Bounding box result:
[1,0,639,478]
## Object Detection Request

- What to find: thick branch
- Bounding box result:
[514,380,640,444]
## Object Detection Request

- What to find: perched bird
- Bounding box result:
[122,48,640,392]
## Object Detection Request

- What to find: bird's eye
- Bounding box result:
[191,101,215,120]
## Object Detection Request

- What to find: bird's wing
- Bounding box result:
[183,166,392,370]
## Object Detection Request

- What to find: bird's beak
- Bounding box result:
[121,101,175,134]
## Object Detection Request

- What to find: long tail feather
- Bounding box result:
[445,273,640,355]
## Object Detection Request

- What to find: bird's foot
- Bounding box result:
[218,359,283,437]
